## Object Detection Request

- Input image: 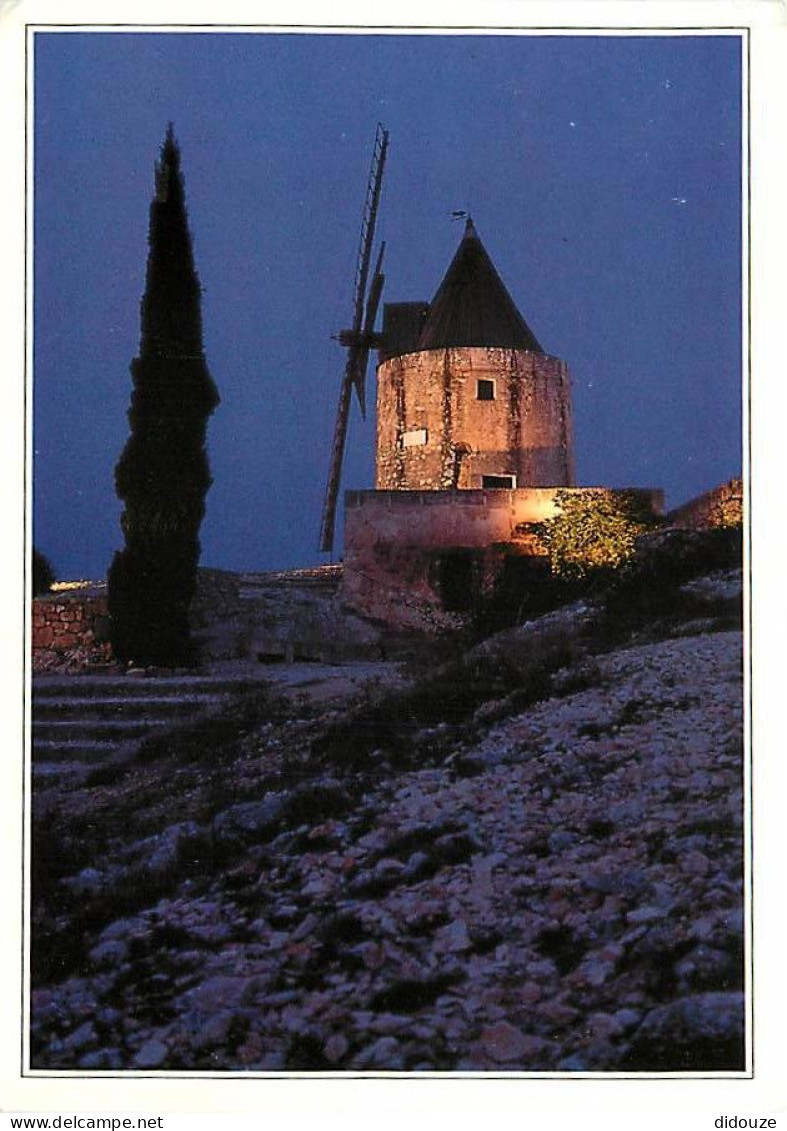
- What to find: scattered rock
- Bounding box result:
[623,992,745,1071]
[479,1022,538,1064]
[30,622,744,1075]
[212,794,289,849]
[323,1033,349,1064]
[62,1021,96,1052]
[626,905,670,925]
[132,1039,170,1069]
[355,1035,402,1069]
[434,919,471,953]
[63,868,103,894]
[186,975,253,1012]
[88,938,130,967]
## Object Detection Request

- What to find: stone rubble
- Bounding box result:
[30,624,744,1074]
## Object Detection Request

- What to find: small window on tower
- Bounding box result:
[477,379,495,401]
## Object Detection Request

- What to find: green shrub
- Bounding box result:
[534,489,656,579]
[708,484,743,529]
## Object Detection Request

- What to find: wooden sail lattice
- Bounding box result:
[318,124,389,555]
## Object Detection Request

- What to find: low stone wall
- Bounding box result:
[31,567,382,670]
[667,478,743,531]
[32,570,247,670]
[32,595,112,669]
[345,486,561,550]
[342,486,664,630]
[190,568,244,628]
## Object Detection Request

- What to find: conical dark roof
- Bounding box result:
[416,218,543,353]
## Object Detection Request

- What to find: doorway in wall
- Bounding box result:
[482,475,516,489]
[438,551,475,612]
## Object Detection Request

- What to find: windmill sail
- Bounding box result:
[319,125,389,555]
[353,241,386,418]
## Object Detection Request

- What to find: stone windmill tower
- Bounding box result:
[341,217,660,628]
[375,217,575,493]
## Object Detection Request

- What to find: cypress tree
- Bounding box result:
[108,125,220,666]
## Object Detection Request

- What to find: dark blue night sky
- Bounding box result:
[33,31,742,579]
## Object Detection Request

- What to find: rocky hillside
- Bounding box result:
[30,550,745,1074]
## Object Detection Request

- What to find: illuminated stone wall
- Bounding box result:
[375,347,575,492]
[667,478,743,530]
[343,487,663,629]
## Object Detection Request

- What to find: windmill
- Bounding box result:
[318,124,390,555]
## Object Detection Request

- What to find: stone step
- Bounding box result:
[33,718,172,742]
[30,669,273,775]
[31,739,130,763]
[32,694,225,720]
[33,761,93,779]
[32,676,268,700]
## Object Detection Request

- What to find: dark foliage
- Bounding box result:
[468,552,583,638]
[32,548,56,595]
[108,126,219,666]
[470,524,742,642]
[607,526,742,600]
[312,622,576,771]
[595,525,743,641]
